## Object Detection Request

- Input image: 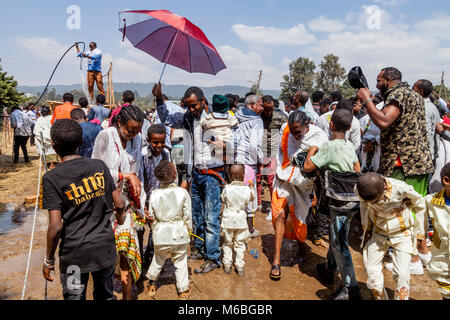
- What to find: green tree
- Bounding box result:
[279,57,316,101]
[340,79,357,99]
[35,87,60,104]
[315,54,346,95]
[0,59,26,115]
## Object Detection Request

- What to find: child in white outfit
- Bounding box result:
[356,173,426,300]
[424,163,450,300]
[221,164,256,276]
[145,160,192,300]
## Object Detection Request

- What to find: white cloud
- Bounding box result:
[308,15,346,33]
[415,15,450,41]
[373,0,406,7]
[13,6,450,92]
[308,8,450,89]
[159,45,285,89]
[16,37,71,62]
[231,23,316,46]
[281,57,292,68]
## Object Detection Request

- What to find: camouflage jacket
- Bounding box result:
[380,83,434,177]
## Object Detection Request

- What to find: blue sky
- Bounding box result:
[1,0,450,91]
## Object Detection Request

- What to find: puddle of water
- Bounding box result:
[0,204,35,235]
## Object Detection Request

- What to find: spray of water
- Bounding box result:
[78,54,94,105]
[79,68,93,105]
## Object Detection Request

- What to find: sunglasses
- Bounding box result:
[186,101,201,109]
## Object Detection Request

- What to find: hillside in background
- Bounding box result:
[19,82,281,101]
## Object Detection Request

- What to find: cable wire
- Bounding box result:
[33,42,86,106]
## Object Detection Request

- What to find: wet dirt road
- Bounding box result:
[0,145,442,300]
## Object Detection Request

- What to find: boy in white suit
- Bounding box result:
[356,173,426,300]
[145,160,193,300]
[424,163,450,300]
[221,164,256,276]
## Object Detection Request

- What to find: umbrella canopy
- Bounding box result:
[119,10,226,76]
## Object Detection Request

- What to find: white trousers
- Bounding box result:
[146,243,189,293]
[222,228,248,270]
[363,234,414,300]
[246,164,258,217]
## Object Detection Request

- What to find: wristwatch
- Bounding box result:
[363,98,373,106]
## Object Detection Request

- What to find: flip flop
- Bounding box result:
[270,264,281,281]
[313,238,329,249]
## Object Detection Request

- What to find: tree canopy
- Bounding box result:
[0,59,26,114]
[279,54,354,102]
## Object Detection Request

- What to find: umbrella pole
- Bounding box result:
[158,30,180,84]
[158,63,168,84]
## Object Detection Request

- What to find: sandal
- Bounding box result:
[178,288,191,300]
[313,238,329,249]
[270,264,281,281]
[147,280,157,299]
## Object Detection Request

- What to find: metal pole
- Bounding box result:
[158,30,180,84]
[39,132,49,300]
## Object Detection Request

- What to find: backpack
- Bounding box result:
[315,170,361,215]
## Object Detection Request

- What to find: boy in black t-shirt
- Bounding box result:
[42,119,126,300]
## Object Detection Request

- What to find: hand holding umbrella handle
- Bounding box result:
[152,83,163,99]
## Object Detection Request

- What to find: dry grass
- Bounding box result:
[0,134,41,206]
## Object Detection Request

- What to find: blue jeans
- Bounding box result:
[191,169,224,265]
[326,209,358,288]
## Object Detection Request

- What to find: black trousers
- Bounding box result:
[13,136,30,163]
[30,124,35,146]
[60,264,115,300]
[137,228,154,276]
[306,208,330,241]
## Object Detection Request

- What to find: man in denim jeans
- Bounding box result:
[304,105,362,300]
[153,83,228,274]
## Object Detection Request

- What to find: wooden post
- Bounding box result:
[105,71,110,105]
[110,63,115,108]
[439,71,448,101]
[256,70,263,95]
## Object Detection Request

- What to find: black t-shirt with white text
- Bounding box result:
[43,157,117,273]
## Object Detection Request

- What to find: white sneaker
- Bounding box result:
[418,251,432,266]
[409,260,424,275]
[265,210,273,221]
[384,262,394,272]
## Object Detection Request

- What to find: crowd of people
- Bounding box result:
[7,65,450,301]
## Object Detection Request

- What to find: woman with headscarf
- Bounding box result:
[270,110,328,280]
[91,105,145,300]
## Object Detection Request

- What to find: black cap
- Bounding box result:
[348,66,369,90]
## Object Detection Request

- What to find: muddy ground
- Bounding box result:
[0,142,442,300]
